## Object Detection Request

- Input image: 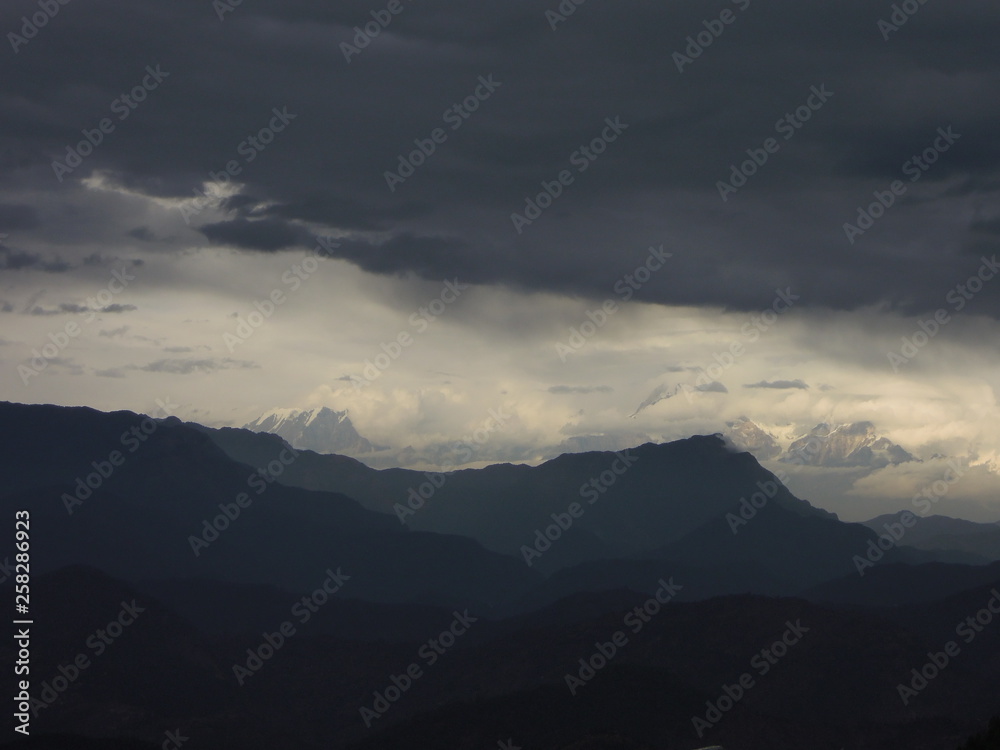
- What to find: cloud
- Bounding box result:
[99,326,130,338]
[630,383,675,418]
[199,218,313,252]
[697,381,729,394]
[27,303,136,316]
[28,304,81,316]
[0,204,40,231]
[93,357,259,378]
[628,379,728,418]
[35,357,84,376]
[548,385,613,394]
[0,247,70,273]
[127,227,156,241]
[137,358,259,375]
[744,379,810,390]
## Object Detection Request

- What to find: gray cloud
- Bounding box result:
[28,303,136,316]
[137,358,259,375]
[199,218,313,252]
[697,381,729,394]
[744,379,810,390]
[127,227,156,241]
[0,247,69,273]
[95,357,258,377]
[548,385,613,394]
[99,326,130,338]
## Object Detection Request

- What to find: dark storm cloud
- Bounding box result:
[971,217,1000,235]
[199,218,313,251]
[126,227,156,241]
[0,204,39,230]
[326,233,476,277]
[3,0,1000,314]
[744,379,810,390]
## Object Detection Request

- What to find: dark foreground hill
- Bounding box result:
[1,566,997,750]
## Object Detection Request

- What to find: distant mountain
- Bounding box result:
[725,416,782,460]
[864,512,1000,562]
[724,417,914,469]
[546,433,657,459]
[781,421,915,468]
[800,560,1000,606]
[244,406,385,456]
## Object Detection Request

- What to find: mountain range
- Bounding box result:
[725,416,915,468]
[1,400,998,750]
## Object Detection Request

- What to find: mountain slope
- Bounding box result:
[0,401,539,609]
[204,425,837,570]
[864,513,1000,562]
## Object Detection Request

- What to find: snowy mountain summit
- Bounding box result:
[725,416,914,469]
[243,407,384,456]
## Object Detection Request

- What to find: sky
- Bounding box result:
[2,0,1000,520]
